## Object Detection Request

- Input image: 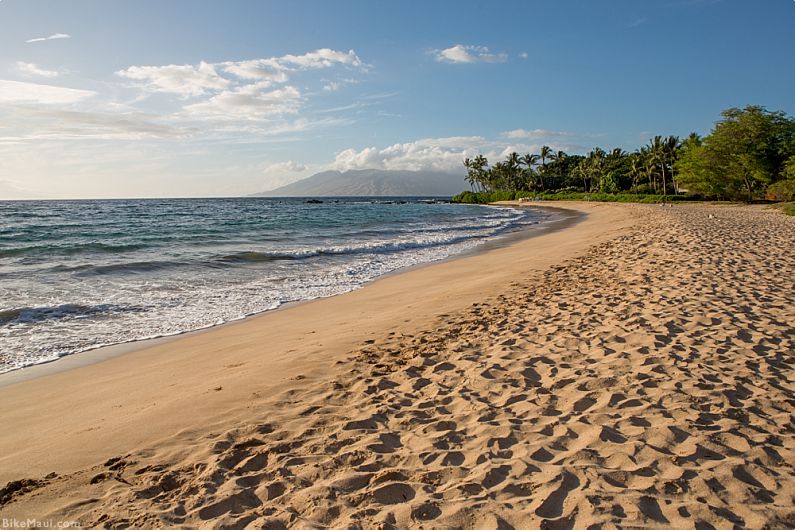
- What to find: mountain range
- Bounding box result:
[251,169,466,197]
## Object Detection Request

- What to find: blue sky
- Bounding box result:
[1,0,793,198]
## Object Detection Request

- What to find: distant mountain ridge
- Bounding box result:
[251,169,466,197]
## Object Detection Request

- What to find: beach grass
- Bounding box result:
[772,201,795,215]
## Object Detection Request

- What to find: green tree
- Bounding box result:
[629,152,644,192]
[783,155,795,180]
[504,152,524,191]
[677,106,795,200]
[549,150,567,190]
[463,154,490,191]
[647,136,676,195]
[585,147,606,192]
[538,145,553,192]
[664,135,681,193]
[521,153,540,190]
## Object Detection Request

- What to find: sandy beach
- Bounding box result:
[1,202,793,528]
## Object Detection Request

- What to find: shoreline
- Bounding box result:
[0,203,583,389]
[0,202,628,486]
[2,202,790,527]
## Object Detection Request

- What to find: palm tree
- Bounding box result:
[638,146,656,192]
[464,157,475,191]
[538,145,553,192]
[490,161,509,191]
[505,152,523,191]
[664,135,680,194]
[521,153,539,190]
[585,148,606,192]
[574,158,589,192]
[463,155,490,191]
[629,152,643,192]
[648,136,672,195]
[550,150,567,190]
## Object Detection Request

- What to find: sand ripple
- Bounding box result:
[2,204,793,529]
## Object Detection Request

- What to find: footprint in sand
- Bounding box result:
[535,470,580,519]
[371,482,415,504]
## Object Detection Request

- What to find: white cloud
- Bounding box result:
[503,128,575,140]
[434,44,508,64]
[221,49,363,81]
[332,137,489,172]
[329,135,585,173]
[260,160,314,191]
[116,61,229,97]
[263,160,308,173]
[26,33,71,44]
[14,108,192,140]
[15,62,59,78]
[278,48,363,69]
[0,79,95,104]
[118,48,365,120]
[221,60,289,82]
[184,84,301,120]
[519,52,529,59]
[322,77,360,93]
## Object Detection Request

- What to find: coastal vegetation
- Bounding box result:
[453,106,795,204]
[773,202,795,216]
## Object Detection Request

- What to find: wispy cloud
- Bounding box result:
[361,91,399,100]
[503,128,576,140]
[259,160,314,191]
[433,44,508,64]
[26,33,71,44]
[116,48,364,97]
[220,49,362,82]
[317,101,371,114]
[116,62,230,97]
[3,107,193,140]
[275,48,363,70]
[116,48,366,122]
[183,84,302,120]
[0,79,94,104]
[15,62,59,78]
[628,16,648,28]
[263,160,308,173]
[111,48,368,130]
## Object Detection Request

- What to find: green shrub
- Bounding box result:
[451,190,699,204]
[599,173,620,194]
[766,180,795,201]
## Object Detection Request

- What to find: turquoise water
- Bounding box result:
[0,197,551,372]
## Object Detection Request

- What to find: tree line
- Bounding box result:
[458,106,795,202]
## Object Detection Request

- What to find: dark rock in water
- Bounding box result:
[305,199,324,204]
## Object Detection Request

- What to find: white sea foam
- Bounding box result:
[0,200,554,373]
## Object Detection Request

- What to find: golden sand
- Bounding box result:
[0,202,793,528]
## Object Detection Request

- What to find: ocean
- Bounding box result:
[0,197,552,373]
